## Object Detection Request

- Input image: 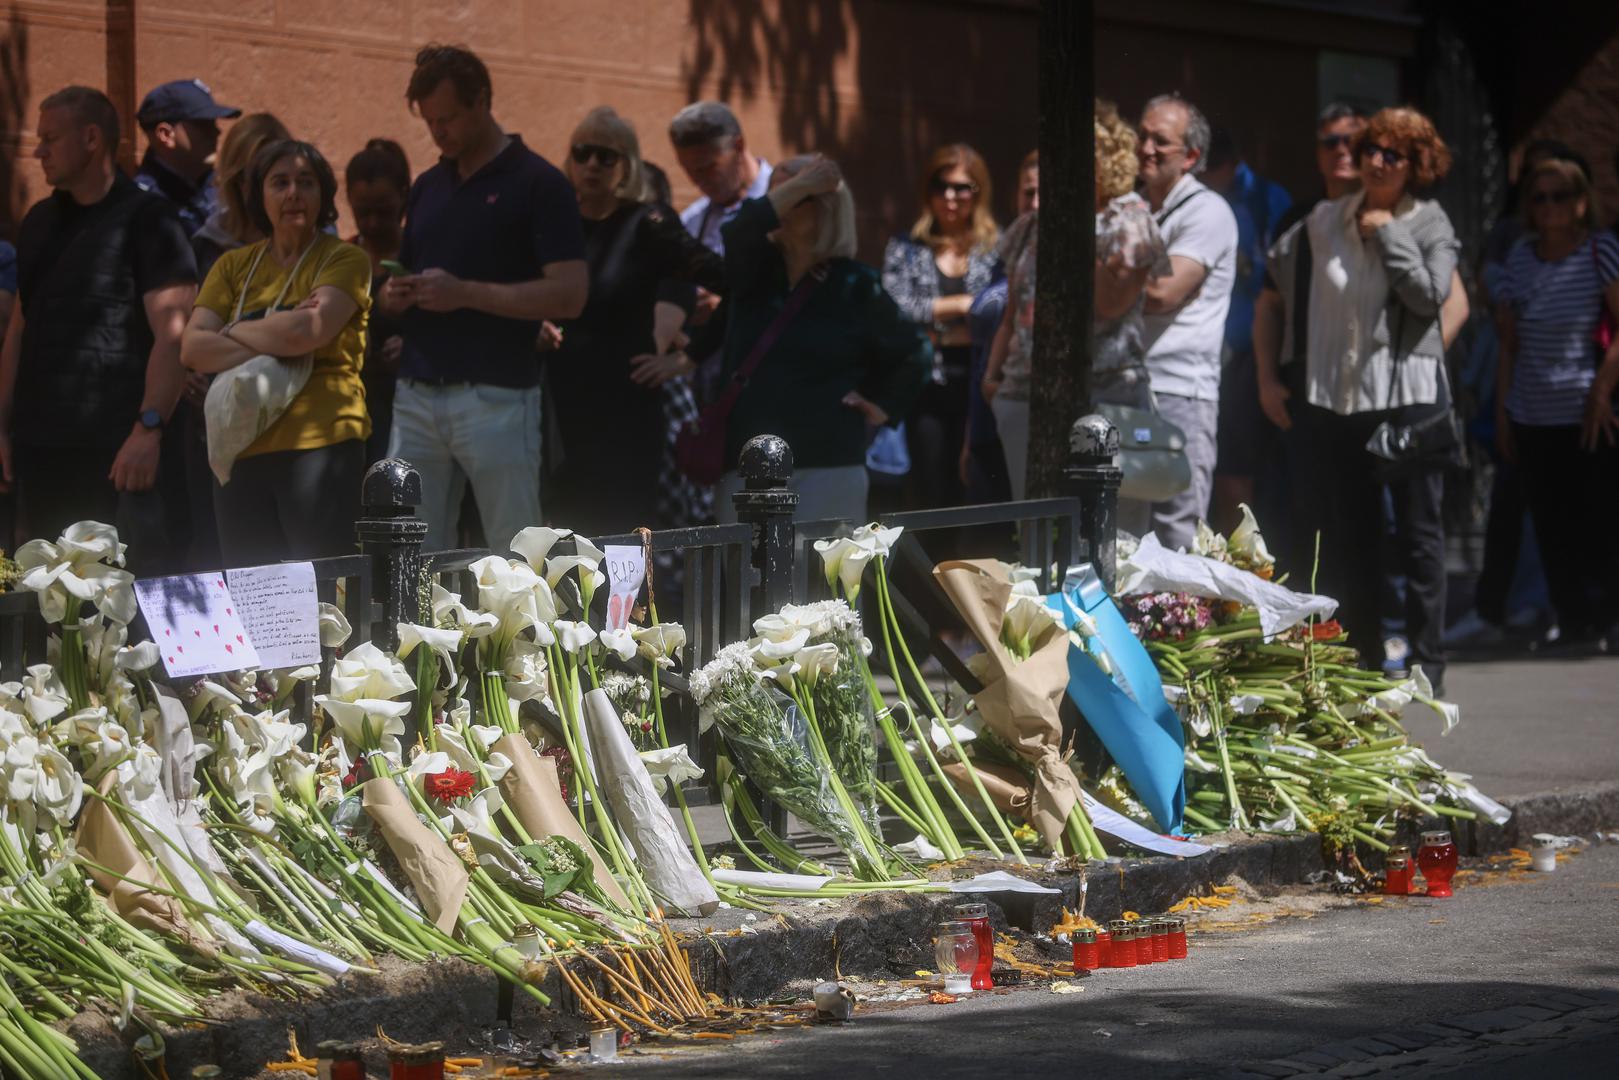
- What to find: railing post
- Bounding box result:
[732,434,798,615]
[1066,414,1122,595]
[355,458,429,653]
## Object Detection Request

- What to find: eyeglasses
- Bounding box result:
[570,143,622,168]
[1360,144,1407,167]
[1530,189,1576,207]
[1139,132,1185,154]
[1318,134,1355,151]
[930,178,979,199]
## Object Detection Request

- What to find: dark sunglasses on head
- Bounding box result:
[570,143,622,168]
[930,178,979,199]
[1360,144,1407,167]
[1318,134,1354,151]
[1530,189,1576,207]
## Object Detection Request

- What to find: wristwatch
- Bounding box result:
[138,408,163,432]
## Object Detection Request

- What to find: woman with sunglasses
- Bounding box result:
[543,106,723,536]
[1279,106,1461,691]
[881,144,999,512]
[1495,156,1619,648]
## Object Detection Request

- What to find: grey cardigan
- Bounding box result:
[1268,194,1459,374]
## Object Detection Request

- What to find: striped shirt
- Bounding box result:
[1501,232,1619,426]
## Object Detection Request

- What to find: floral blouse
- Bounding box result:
[1094,192,1170,395]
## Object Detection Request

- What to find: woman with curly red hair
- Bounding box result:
[1265,105,1461,692]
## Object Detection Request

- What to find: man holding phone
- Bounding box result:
[379,44,587,551]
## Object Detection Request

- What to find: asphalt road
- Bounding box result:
[619,842,1619,1078]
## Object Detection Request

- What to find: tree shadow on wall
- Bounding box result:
[681,0,1040,252]
[0,12,29,236]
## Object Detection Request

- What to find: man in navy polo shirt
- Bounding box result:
[133,78,240,237]
[380,44,587,552]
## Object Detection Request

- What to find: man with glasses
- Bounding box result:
[1131,93,1238,550]
[378,44,587,552]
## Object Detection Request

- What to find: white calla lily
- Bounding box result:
[554,620,597,653]
[851,522,904,558]
[5,735,85,825]
[632,622,686,667]
[481,751,515,784]
[638,744,705,796]
[314,697,411,755]
[1229,504,1275,568]
[597,628,637,662]
[406,751,452,784]
[3,665,72,727]
[397,622,464,681]
[502,639,551,706]
[317,603,352,648]
[327,641,416,703]
[813,537,865,598]
[14,521,137,625]
[509,526,571,568]
[468,556,548,636]
[114,640,162,672]
[1003,593,1059,651]
[430,584,500,639]
[792,642,840,685]
[751,628,810,661]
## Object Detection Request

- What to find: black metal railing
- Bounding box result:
[0,415,1122,818]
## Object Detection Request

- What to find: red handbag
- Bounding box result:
[674,269,824,485]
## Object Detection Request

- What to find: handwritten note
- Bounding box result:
[136,573,261,678]
[225,562,321,670]
[603,544,647,631]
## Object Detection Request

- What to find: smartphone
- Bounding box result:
[380,259,410,278]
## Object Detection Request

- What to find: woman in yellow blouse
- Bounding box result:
[181,139,371,564]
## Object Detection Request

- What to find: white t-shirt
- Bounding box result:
[1141,173,1239,402]
[680,159,773,255]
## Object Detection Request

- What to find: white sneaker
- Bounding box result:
[1444,609,1504,648]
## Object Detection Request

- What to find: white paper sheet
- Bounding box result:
[1116,533,1338,638]
[136,573,261,677]
[242,920,351,976]
[948,870,1062,895]
[1081,792,1214,857]
[603,544,647,631]
[710,868,835,891]
[225,562,321,669]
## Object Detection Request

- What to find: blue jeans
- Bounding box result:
[389,379,542,553]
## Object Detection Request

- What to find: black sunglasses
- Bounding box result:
[930,178,979,199]
[1530,189,1575,207]
[1318,134,1354,151]
[1360,144,1407,167]
[570,143,622,168]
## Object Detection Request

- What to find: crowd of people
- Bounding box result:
[0,44,1615,683]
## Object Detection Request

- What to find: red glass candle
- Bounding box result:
[1151,919,1170,962]
[1417,830,1459,898]
[1135,924,1155,965]
[1110,923,1137,968]
[1383,855,1411,896]
[389,1042,444,1080]
[1094,927,1113,968]
[1166,916,1188,960]
[953,903,994,990]
[1072,927,1100,971]
[316,1041,366,1080]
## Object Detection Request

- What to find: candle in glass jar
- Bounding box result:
[1384,855,1411,896]
[1134,922,1156,965]
[1072,927,1100,971]
[1166,916,1188,960]
[1417,830,1459,898]
[388,1042,445,1080]
[1109,922,1137,968]
[953,903,994,989]
[316,1041,366,1080]
[1150,919,1170,963]
[1094,925,1113,968]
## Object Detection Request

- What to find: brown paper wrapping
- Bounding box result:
[361,777,469,934]
[934,558,1080,852]
[493,733,631,910]
[941,761,1033,817]
[76,773,216,956]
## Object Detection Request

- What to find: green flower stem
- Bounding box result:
[874,780,933,836]
[727,772,831,875]
[413,646,438,749]
[791,683,889,881]
[900,700,1006,859]
[873,560,1027,862]
[647,660,712,877]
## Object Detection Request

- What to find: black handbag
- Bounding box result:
[1364,307,1466,476]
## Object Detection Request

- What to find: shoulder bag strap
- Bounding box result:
[1154,187,1206,228]
[709,265,826,413]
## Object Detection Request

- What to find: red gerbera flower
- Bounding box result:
[1310,620,1344,641]
[424,768,478,803]
[540,745,573,803]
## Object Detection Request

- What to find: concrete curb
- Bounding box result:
[65,783,1619,1077]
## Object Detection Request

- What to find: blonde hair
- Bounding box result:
[218,113,291,242]
[908,143,999,254]
[1523,157,1602,230]
[775,154,858,261]
[1095,99,1138,202]
[567,105,649,203]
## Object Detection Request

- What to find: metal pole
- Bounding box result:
[353,458,429,653]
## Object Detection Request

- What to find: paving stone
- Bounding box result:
[1264,1060,1328,1075]
[1501,1019,1576,1040]
[1288,1051,1348,1069]
[1537,990,1605,1010]
[1311,1041,1379,1063]
[1574,1004,1619,1023]
[1386,1027,1448,1050]
[1344,1037,1404,1058]
[1242,1065,1306,1078]
[1367,1033,1426,1052]
[1322,1062,1384,1078]
[1443,1008,1530,1034]
[1501,1004,1563,1024]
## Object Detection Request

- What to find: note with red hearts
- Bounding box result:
[135,573,261,678]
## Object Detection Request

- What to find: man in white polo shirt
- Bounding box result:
[1131,93,1238,550]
